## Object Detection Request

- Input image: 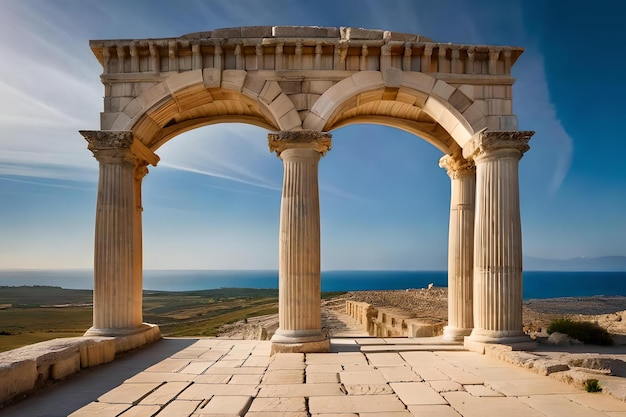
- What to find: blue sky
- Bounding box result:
[0,0,624,270]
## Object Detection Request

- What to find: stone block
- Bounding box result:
[279,109,302,131]
[408,405,461,417]
[259,81,282,105]
[342,27,385,40]
[464,384,503,397]
[309,395,407,414]
[402,71,436,93]
[303,80,335,94]
[383,67,403,87]
[177,383,259,400]
[486,98,513,115]
[261,369,304,384]
[365,352,408,367]
[257,383,344,397]
[449,89,473,113]
[242,75,267,99]
[432,80,456,101]
[340,370,386,385]
[0,359,37,405]
[351,71,384,92]
[272,26,337,38]
[202,68,221,88]
[79,337,116,368]
[139,381,191,405]
[344,384,394,395]
[248,396,306,412]
[379,366,423,382]
[137,82,171,110]
[212,27,244,38]
[241,26,273,38]
[221,70,247,92]
[199,395,252,416]
[50,353,80,380]
[390,382,448,405]
[156,400,202,417]
[98,382,162,404]
[165,69,203,93]
[68,402,130,417]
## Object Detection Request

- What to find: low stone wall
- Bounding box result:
[346,300,444,338]
[0,324,161,407]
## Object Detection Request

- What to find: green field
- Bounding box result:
[0,286,280,352]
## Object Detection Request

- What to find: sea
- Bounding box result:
[0,269,625,300]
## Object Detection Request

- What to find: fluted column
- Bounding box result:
[268,130,332,354]
[439,155,475,341]
[463,130,534,346]
[79,130,159,337]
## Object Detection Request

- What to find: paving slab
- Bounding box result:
[485,377,581,396]
[248,396,307,412]
[177,383,259,400]
[139,381,191,404]
[308,394,407,414]
[445,391,551,417]
[390,382,448,405]
[157,399,202,417]
[257,383,345,397]
[3,337,626,417]
[197,395,252,416]
[408,404,462,417]
[97,382,162,404]
[519,394,610,417]
[464,384,503,397]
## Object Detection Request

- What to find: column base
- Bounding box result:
[442,326,473,342]
[271,329,330,354]
[464,328,536,353]
[83,323,161,354]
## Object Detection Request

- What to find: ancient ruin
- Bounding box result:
[79,26,534,353]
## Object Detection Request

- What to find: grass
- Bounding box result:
[585,378,602,393]
[547,318,613,345]
[0,286,294,352]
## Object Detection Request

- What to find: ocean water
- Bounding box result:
[0,269,625,300]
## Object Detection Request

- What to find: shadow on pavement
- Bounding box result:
[0,338,198,417]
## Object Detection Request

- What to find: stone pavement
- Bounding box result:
[2,336,626,417]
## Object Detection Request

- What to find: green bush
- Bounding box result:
[585,378,602,392]
[547,318,613,346]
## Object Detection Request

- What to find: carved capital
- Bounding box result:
[439,155,475,179]
[81,130,133,150]
[268,130,332,157]
[80,130,159,166]
[463,130,534,162]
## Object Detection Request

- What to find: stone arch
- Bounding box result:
[105,70,302,151]
[80,26,534,355]
[304,69,479,155]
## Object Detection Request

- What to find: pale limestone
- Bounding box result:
[344,384,394,395]
[229,374,262,385]
[257,383,344,397]
[68,402,130,417]
[464,384,503,397]
[248,397,307,412]
[443,391,544,417]
[118,405,161,417]
[81,26,532,360]
[98,382,162,404]
[308,395,407,414]
[390,382,448,405]
[139,381,191,405]
[378,366,423,382]
[428,380,464,393]
[566,393,626,412]
[156,400,202,417]
[364,352,407,367]
[306,372,339,383]
[408,405,462,417]
[485,377,581,397]
[519,395,609,417]
[177,383,259,400]
[179,362,214,374]
[339,370,386,385]
[126,371,196,383]
[198,395,252,416]
[261,369,304,384]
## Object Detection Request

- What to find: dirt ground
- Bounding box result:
[218,288,626,338]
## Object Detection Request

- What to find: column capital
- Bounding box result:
[439,154,475,179]
[268,130,332,157]
[463,130,534,162]
[80,130,159,166]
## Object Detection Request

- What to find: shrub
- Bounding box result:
[585,378,602,392]
[547,318,613,346]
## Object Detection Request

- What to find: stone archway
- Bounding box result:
[80,26,534,354]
